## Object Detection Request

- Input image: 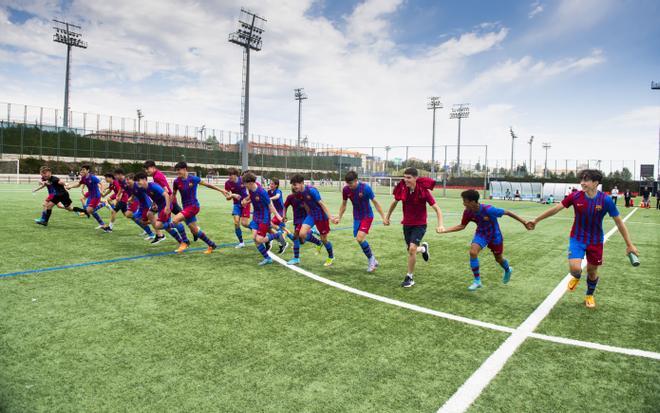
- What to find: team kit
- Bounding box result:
[33,163,638,309]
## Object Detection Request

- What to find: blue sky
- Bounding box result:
[0,0,658,172]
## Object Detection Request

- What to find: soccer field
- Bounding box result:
[1,184,658,412]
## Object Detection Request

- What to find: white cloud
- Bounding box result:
[528,2,544,19]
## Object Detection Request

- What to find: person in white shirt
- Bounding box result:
[611,185,619,205]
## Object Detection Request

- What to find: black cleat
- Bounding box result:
[421,242,430,262]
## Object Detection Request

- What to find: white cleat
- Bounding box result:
[235,242,245,249]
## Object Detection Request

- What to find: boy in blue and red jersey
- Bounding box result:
[529,169,639,308]
[65,164,110,231]
[243,173,284,265]
[267,178,289,254]
[284,190,323,265]
[172,161,228,254]
[123,173,156,240]
[224,167,251,248]
[290,174,338,267]
[337,171,386,272]
[440,189,529,291]
[135,172,190,252]
[144,160,182,214]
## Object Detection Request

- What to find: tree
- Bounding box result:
[206,135,219,147]
[621,167,632,181]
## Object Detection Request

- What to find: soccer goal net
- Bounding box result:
[0,159,19,184]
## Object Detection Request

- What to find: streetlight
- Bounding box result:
[427,97,443,176]
[450,103,470,176]
[528,135,534,176]
[53,19,87,128]
[509,127,518,175]
[137,109,143,135]
[294,88,307,148]
[542,142,551,178]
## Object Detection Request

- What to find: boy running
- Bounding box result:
[268,178,289,254]
[224,168,251,248]
[440,189,528,291]
[65,165,110,232]
[172,161,228,254]
[33,166,82,225]
[337,171,386,272]
[284,190,323,265]
[243,173,284,265]
[385,168,444,287]
[290,174,337,267]
[123,173,157,240]
[527,169,639,308]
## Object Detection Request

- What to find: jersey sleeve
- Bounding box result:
[365,185,375,200]
[342,186,349,200]
[284,194,292,208]
[224,181,231,191]
[461,210,471,226]
[424,189,436,206]
[604,195,620,217]
[150,183,165,195]
[489,206,506,218]
[561,192,576,208]
[311,187,322,202]
[192,175,201,184]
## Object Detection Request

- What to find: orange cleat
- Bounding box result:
[175,242,189,254]
[585,295,596,308]
[567,276,580,292]
[203,246,216,255]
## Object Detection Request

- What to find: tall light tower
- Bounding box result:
[137,109,143,135]
[528,135,534,176]
[229,8,266,171]
[428,97,443,176]
[52,19,87,128]
[294,88,308,148]
[450,103,470,176]
[509,127,518,175]
[653,81,659,179]
[542,142,552,178]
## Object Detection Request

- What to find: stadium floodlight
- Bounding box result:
[509,127,519,175]
[542,142,552,178]
[199,125,206,140]
[427,97,443,176]
[229,8,267,171]
[137,109,143,134]
[294,88,308,148]
[528,136,534,175]
[450,103,470,176]
[653,81,659,179]
[52,19,87,128]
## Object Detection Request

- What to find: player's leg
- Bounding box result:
[287,225,303,265]
[35,200,56,226]
[567,237,587,291]
[148,211,166,244]
[583,244,603,308]
[86,197,108,230]
[468,242,485,291]
[316,219,334,266]
[401,225,426,287]
[252,223,273,265]
[355,217,377,272]
[490,241,512,284]
[232,206,245,247]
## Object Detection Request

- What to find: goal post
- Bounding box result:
[0,159,19,184]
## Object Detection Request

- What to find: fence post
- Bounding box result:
[483,145,488,199]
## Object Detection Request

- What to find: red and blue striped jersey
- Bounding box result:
[250,186,272,224]
[461,204,505,242]
[146,182,167,210]
[301,185,327,221]
[174,175,201,208]
[268,188,285,215]
[285,193,307,225]
[133,183,152,208]
[562,190,619,245]
[80,174,101,198]
[225,177,249,205]
[342,182,375,220]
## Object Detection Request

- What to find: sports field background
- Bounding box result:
[1,184,658,412]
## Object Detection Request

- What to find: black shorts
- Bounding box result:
[403,225,427,247]
[171,202,182,215]
[113,201,128,213]
[51,193,72,208]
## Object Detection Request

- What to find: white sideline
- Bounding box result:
[267,253,515,334]
[437,207,639,413]
[528,332,660,361]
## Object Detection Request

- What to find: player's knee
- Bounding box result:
[408,245,417,255]
[570,269,582,278]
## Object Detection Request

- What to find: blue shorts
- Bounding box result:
[472,234,504,255]
[303,215,315,227]
[568,237,603,265]
[232,204,242,216]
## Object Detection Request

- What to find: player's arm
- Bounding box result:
[371,198,386,221]
[101,186,113,198]
[431,202,445,233]
[270,192,281,201]
[318,200,337,224]
[611,215,639,255]
[241,193,251,206]
[268,201,282,222]
[384,200,398,226]
[504,210,528,227]
[32,182,46,193]
[164,190,171,214]
[66,181,82,190]
[440,223,467,233]
[529,203,565,228]
[200,181,228,196]
[337,199,348,222]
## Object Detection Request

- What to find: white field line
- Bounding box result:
[437,207,640,413]
[267,253,515,333]
[528,332,660,360]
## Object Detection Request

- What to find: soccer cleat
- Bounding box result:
[468,280,483,291]
[175,243,189,253]
[585,295,596,308]
[278,241,289,255]
[95,225,104,230]
[151,235,166,245]
[567,276,580,292]
[421,242,430,262]
[323,258,334,267]
[193,232,199,242]
[287,258,300,265]
[258,258,273,266]
[78,212,86,217]
[102,226,113,233]
[401,275,415,288]
[203,245,216,255]
[367,257,379,273]
[315,244,323,255]
[502,267,513,284]
[144,234,156,240]
[34,219,47,227]
[235,242,245,249]
[140,230,149,236]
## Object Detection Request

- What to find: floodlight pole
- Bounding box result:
[528,135,534,176]
[653,81,659,179]
[229,9,266,171]
[509,127,518,175]
[450,104,470,176]
[52,19,87,128]
[137,109,143,135]
[542,143,551,178]
[294,88,307,149]
[428,97,443,176]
